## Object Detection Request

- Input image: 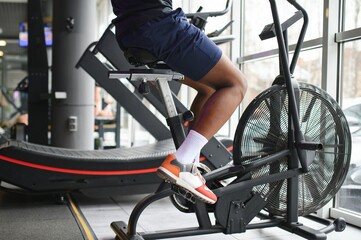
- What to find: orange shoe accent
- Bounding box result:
[159,154,180,177]
[195,185,217,203]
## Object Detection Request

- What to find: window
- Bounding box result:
[329,1,361,226]
[243,0,323,56]
[343,1,361,31]
[337,39,361,218]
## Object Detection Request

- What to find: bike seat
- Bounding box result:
[124,48,159,67]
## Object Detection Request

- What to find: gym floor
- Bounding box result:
[1,188,360,240]
[74,193,361,240]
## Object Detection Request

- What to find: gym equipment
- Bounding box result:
[0,80,27,130]
[110,0,351,239]
[0,138,174,196]
[0,2,234,197]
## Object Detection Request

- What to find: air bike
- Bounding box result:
[110,0,351,239]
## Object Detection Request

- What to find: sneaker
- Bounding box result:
[157,154,217,204]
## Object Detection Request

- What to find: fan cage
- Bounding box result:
[234,83,351,216]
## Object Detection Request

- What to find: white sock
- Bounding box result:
[175,130,208,165]
[194,152,200,165]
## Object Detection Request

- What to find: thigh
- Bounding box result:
[119,8,222,81]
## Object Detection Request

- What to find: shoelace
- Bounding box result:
[191,164,206,184]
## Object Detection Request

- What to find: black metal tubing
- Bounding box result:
[194,201,213,229]
[280,222,327,240]
[185,0,232,18]
[127,187,173,236]
[268,0,306,225]
[259,10,303,41]
[288,0,309,74]
[143,226,224,240]
[214,168,301,197]
[202,162,245,182]
[269,0,311,172]
[241,149,290,172]
[306,215,336,232]
[166,115,186,148]
[246,219,283,230]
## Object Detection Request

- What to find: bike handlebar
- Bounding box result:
[185,0,232,18]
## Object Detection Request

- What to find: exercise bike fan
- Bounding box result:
[233,82,352,216]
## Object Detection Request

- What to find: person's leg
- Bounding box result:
[173,54,246,166]
[191,53,247,140]
[177,55,247,162]
[158,54,247,204]
[181,77,216,131]
[180,77,215,164]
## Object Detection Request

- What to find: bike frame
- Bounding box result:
[110,1,339,239]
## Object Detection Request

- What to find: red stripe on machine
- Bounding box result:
[0,154,157,176]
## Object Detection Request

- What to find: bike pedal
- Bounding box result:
[171,185,196,204]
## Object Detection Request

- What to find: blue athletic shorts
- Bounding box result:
[117,8,222,81]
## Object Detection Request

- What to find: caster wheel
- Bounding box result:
[334,217,346,232]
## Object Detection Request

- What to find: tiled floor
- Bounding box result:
[75,193,361,240]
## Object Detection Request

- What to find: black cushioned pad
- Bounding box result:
[0,139,175,192]
[0,139,175,172]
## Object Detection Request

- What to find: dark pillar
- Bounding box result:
[51,0,96,149]
[27,0,49,145]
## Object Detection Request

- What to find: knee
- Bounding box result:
[236,73,248,98]
[228,72,247,100]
